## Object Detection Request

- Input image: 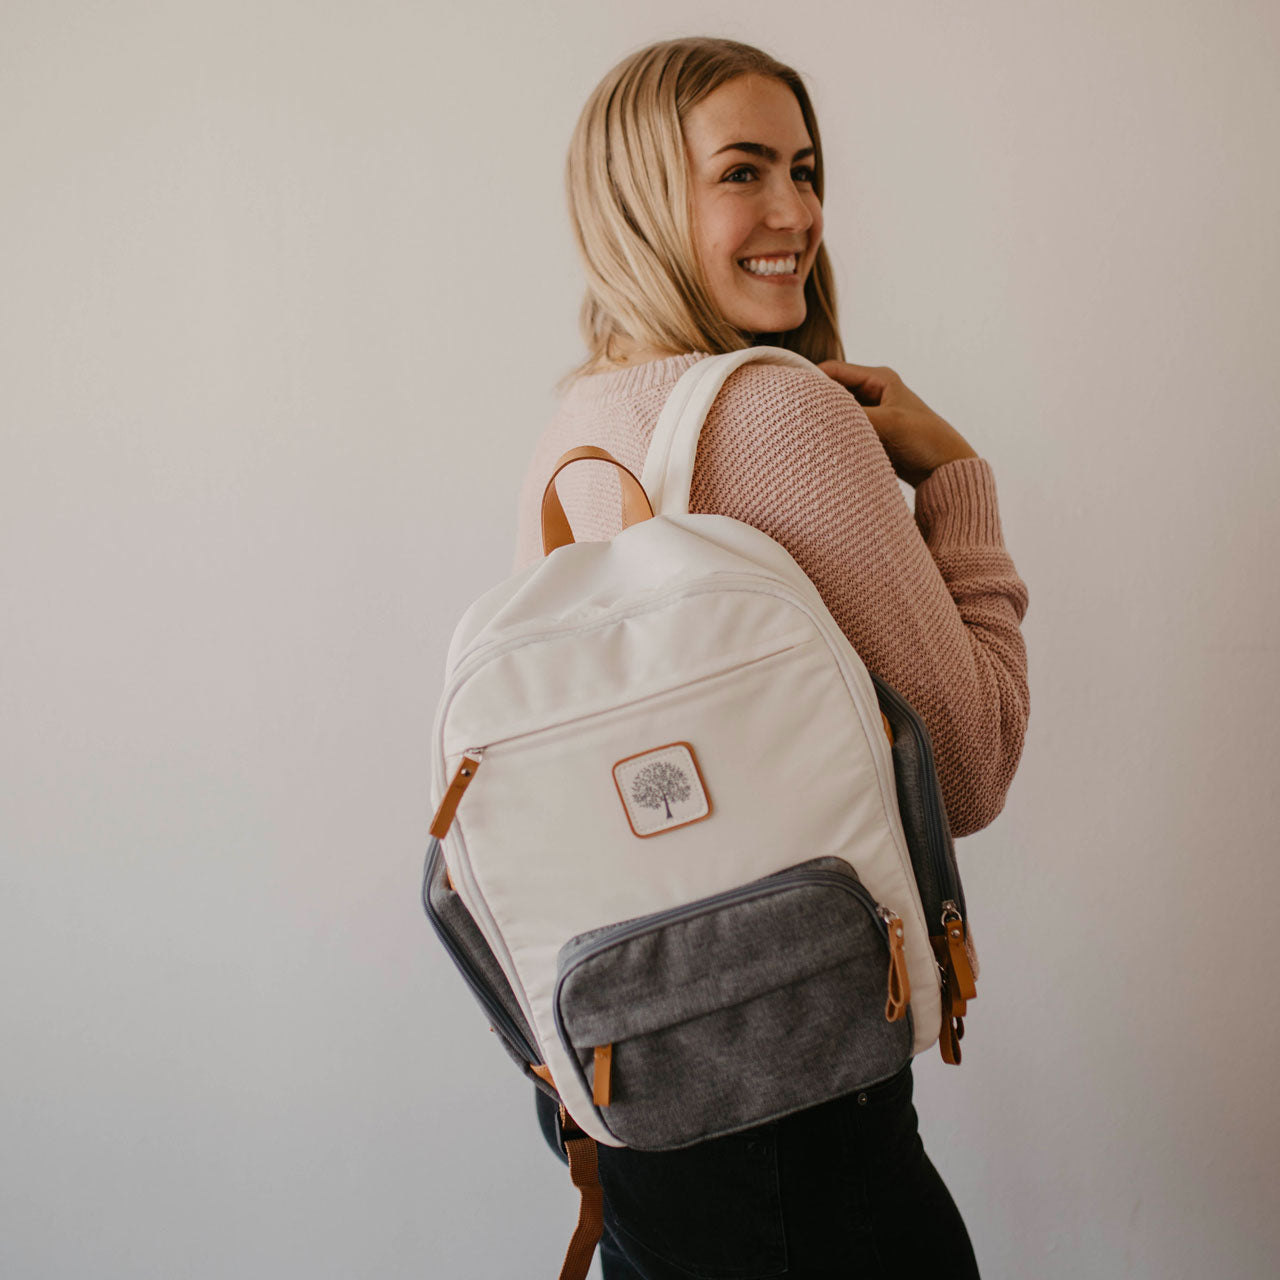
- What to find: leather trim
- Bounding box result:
[540,446,654,556]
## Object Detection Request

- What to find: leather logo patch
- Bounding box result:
[613,742,711,838]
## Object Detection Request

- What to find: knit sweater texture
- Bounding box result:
[512,352,1030,838]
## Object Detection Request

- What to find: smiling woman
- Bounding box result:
[500,33,1031,1280]
[562,39,844,376]
[684,75,824,338]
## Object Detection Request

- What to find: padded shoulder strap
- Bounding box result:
[640,345,819,517]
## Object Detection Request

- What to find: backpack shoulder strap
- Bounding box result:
[640,345,818,516]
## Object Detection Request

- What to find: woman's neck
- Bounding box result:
[588,336,687,372]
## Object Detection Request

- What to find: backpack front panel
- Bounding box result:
[436,569,940,1142]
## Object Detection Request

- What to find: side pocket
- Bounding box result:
[871,675,979,986]
[554,856,913,1151]
[871,672,962,921]
[421,838,549,1090]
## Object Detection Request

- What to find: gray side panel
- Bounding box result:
[872,673,965,921]
[422,839,556,1100]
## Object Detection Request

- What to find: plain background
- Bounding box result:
[3,2,1278,1277]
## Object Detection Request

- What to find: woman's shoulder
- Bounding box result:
[710,355,870,440]
[720,351,845,393]
[686,355,893,530]
[553,349,868,453]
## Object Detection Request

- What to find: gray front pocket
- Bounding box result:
[553,856,913,1151]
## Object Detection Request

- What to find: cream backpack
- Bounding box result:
[423,346,977,1272]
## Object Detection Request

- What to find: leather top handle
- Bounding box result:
[540,446,655,556]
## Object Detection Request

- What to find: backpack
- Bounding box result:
[422,345,978,1278]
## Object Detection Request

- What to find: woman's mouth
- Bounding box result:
[737,253,799,279]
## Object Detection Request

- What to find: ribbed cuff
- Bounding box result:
[913,456,1005,549]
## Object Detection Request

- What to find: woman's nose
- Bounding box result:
[764,180,814,231]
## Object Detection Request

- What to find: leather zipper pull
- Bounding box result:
[879,907,911,1022]
[593,1044,613,1107]
[938,979,963,1065]
[942,905,977,1003]
[429,750,484,839]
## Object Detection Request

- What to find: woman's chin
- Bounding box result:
[733,308,807,338]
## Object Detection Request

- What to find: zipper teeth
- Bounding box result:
[461,636,810,760]
[445,581,705,688]
[551,867,892,1063]
[559,868,886,977]
[446,577,747,700]
[872,677,961,914]
[422,841,540,1064]
[435,578,747,832]
[437,573,882,792]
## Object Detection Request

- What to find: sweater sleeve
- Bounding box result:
[688,364,1030,838]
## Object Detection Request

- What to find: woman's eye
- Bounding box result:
[722,164,816,185]
[721,165,819,185]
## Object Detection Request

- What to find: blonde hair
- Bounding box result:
[562,36,844,388]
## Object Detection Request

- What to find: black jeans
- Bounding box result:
[538,1063,980,1279]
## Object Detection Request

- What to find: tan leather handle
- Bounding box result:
[540,446,654,556]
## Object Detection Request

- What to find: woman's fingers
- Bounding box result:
[815,359,976,488]
[816,360,897,406]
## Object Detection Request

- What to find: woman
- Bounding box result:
[513,36,1029,1279]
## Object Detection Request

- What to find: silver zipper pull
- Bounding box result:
[939,901,976,1002]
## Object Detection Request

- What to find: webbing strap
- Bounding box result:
[558,1111,603,1280]
[641,346,818,516]
[533,1069,603,1280]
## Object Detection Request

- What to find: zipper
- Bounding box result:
[429,748,485,840]
[421,837,541,1066]
[558,867,887,970]
[552,865,900,1056]
[940,899,977,1001]
[436,573,931,1026]
[436,575,891,777]
[440,577,714,700]
[871,677,978,1013]
[869,673,964,920]
[429,634,805,840]
[877,904,911,1022]
[447,576,691,674]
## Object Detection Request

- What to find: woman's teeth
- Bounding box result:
[739,254,797,276]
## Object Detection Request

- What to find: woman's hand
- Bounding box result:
[816,361,978,487]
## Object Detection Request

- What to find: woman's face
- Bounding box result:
[682,74,824,337]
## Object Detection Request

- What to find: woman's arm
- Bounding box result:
[690,363,1030,838]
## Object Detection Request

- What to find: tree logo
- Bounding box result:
[630,761,692,821]
[612,742,711,837]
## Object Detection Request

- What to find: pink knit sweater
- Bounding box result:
[513,352,1030,838]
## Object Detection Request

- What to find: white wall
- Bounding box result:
[3,2,1277,1276]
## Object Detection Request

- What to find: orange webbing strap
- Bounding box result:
[558,1103,603,1280]
[532,1064,604,1280]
